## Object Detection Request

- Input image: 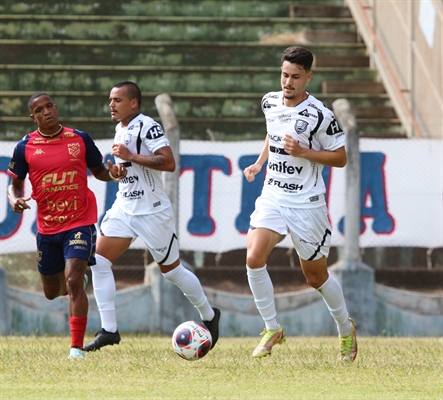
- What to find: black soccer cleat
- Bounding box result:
[203,307,221,350]
[83,328,121,352]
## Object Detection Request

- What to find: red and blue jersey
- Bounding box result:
[7,126,103,234]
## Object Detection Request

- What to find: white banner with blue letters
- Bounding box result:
[1,139,442,254]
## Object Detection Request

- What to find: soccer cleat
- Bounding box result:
[339,318,358,361]
[83,328,121,352]
[203,307,221,349]
[252,327,286,358]
[68,347,85,360]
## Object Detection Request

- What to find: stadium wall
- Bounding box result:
[1,263,441,337]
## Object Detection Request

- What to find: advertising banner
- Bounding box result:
[1,139,442,254]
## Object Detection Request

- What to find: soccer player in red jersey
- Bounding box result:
[7,92,127,359]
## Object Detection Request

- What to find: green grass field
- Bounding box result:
[0,335,441,399]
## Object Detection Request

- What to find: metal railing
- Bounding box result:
[346,0,442,139]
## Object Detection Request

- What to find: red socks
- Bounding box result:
[70,316,87,349]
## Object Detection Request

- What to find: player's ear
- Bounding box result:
[29,114,37,123]
[306,70,313,83]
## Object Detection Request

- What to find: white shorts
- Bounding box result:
[100,204,179,265]
[249,196,331,261]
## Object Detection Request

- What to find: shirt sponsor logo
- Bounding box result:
[267,178,303,191]
[42,213,78,227]
[119,175,139,184]
[294,120,309,134]
[122,190,144,198]
[42,171,78,188]
[278,114,291,124]
[307,102,322,112]
[262,100,276,109]
[298,109,317,118]
[46,196,78,212]
[326,118,344,136]
[268,134,282,142]
[268,161,303,175]
[146,124,164,139]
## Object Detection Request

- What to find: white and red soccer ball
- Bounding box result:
[171,321,212,361]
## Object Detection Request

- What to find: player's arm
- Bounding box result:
[282,135,347,168]
[7,178,31,213]
[243,135,269,182]
[89,160,127,182]
[111,143,175,172]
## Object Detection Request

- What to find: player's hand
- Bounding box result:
[282,134,304,157]
[243,164,262,183]
[107,160,127,180]
[111,143,132,161]
[9,196,31,213]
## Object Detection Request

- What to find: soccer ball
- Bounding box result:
[171,321,212,361]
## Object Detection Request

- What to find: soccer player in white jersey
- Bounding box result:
[243,46,357,361]
[84,81,220,351]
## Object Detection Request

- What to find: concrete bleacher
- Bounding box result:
[0,0,403,140]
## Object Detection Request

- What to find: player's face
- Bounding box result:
[29,95,59,134]
[280,61,312,106]
[109,86,138,127]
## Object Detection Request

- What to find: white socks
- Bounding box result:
[246,265,280,331]
[162,264,215,322]
[316,274,352,337]
[90,254,118,333]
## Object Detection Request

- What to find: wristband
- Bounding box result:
[109,170,119,181]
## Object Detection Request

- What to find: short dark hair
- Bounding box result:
[281,46,313,71]
[28,92,53,112]
[113,81,142,107]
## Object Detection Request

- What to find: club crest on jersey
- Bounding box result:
[124,133,132,145]
[294,119,308,134]
[68,143,80,157]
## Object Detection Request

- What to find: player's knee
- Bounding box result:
[43,288,58,300]
[304,272,328,289]
[246,253,266,269]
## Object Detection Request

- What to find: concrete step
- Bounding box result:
[0,15,357,42]
[0,65,378,93]
[0,91,393,116]
[314,54,369,68]
[0,40,367,67]
[2,1,346,17]
[289,5,351,18]
[323,80,386,94]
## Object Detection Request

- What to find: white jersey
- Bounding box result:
[261,91,346,208]
[112,113,171,215]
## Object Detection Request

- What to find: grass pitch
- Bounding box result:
[0,335,441,400]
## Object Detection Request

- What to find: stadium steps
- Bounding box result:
[0,0,404,140]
